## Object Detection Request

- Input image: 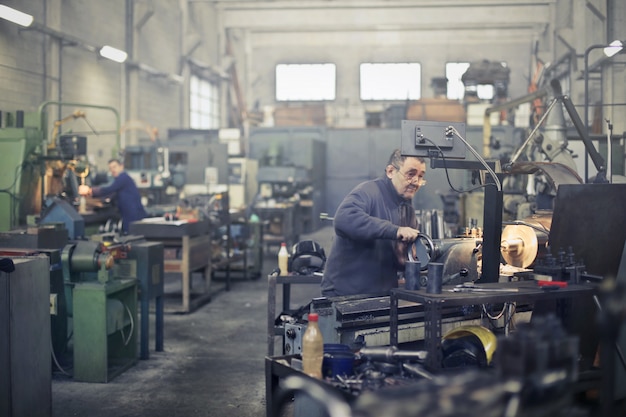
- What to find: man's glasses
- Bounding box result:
[393,165,427,186]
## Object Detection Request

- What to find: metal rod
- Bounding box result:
[509,97,560,164]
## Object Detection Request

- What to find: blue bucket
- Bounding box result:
[322,344,354,378]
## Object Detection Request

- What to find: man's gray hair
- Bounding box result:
[387,149,425,169]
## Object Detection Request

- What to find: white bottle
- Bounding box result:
[302,312,324,379]
[278,242,289,276]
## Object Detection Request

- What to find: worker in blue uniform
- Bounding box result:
[321,149,426,297]
[79,158,148,233]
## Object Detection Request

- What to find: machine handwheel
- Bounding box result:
[410,233,434,271]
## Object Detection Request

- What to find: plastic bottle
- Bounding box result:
[302,312,324,379]
[278,242,289,276]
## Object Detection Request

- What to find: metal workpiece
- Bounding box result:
[358,346,427,363]
[500,212,552,268]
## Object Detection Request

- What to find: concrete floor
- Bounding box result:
[51,226,334,417]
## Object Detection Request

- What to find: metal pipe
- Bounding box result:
[582,42,626,181]
[583,44,608,182]
[605,118,613,183]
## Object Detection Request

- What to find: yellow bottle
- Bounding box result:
[278,242,289,276]
[302,313,323,378]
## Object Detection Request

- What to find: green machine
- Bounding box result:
[0,104,142,383]
[0,102,121,233]
[0,110,46,232]
[62,239,138,383]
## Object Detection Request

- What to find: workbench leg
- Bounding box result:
[182,236,190,313]
[155,295,164,352]
[140,294,150,360]
[390,293,398,347]
[424,300,443,372]
[203,264,211,300]
[265,357,275,417]
[268,275,277,356]
[282,283,291,313]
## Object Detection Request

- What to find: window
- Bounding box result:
[476,84,495,100]
[190,75,220,129]
[360,63,421,100]
[275,64,336,101]
[445,62,470,100]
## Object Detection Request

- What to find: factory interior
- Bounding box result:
[2,0,626,416]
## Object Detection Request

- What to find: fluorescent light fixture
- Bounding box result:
[99,45,128,63]
[603,40,624,58]
[0,5,34,27]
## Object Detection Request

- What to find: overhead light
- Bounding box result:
[99,45,128,63]
[603,40,624,58]
[0,5,34,27]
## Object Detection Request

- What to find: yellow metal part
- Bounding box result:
[443,325,497,364]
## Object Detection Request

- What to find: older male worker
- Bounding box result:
[79,158,148,234]
[321,149,427,297]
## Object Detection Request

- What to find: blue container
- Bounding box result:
[322,344,354,378]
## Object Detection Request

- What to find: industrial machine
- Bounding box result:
[62,238,139,382]
[270,105,626,417]
[0,103,123,234]
[123,140,173,205]
[0,227,153,383]
[228,157,258,210]
[249,128,327,237]
[253,165,311,249]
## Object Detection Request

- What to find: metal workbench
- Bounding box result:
[130,219,212,313]
[390,281,597,371]
[267,273,322,356]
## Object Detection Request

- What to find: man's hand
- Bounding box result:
[397,226,419,242]
[78,185,92,196]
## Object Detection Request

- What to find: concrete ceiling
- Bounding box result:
[209,1,553,30]
[203,0,553,46]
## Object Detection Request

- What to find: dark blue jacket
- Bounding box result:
[92,171,147,233]
[321,176,414,297]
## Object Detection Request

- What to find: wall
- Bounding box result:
[1,0,625,178]
[219,0,555,128]
[0,0,221,170]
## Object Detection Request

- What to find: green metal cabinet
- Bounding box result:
[72,279,138,383]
